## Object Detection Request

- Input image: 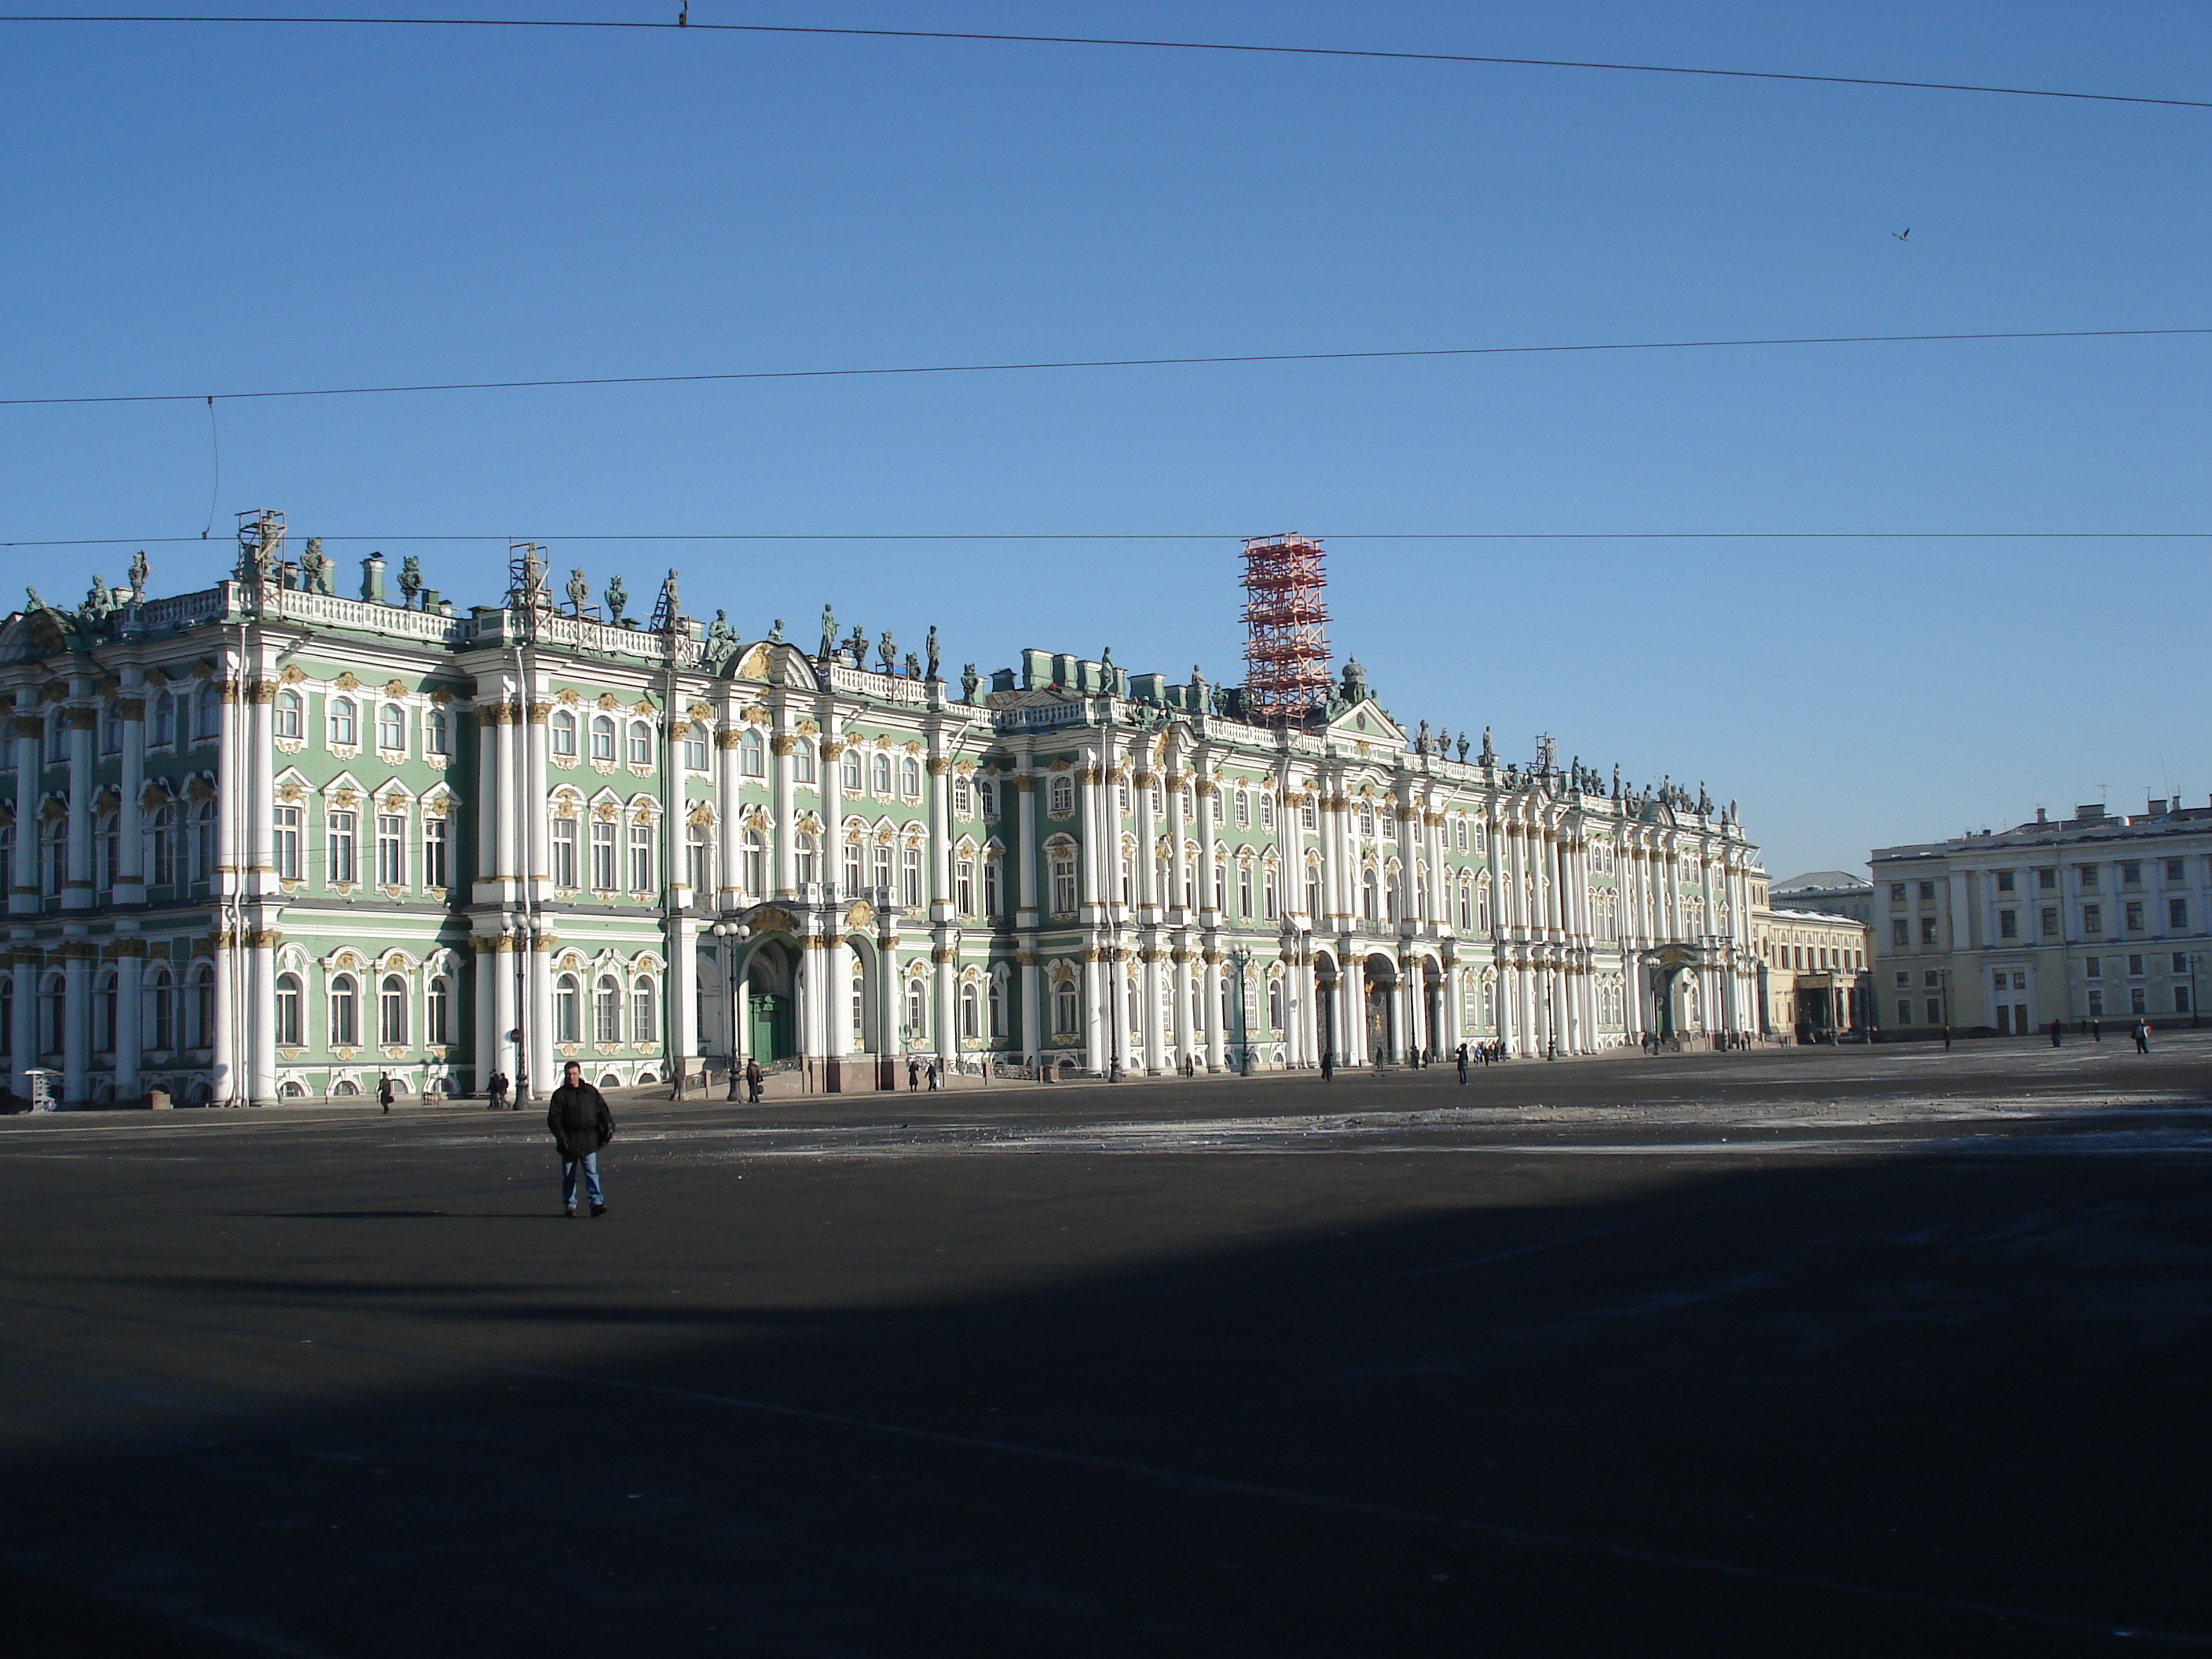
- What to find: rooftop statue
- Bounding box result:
[847,624,868,664]
[82,576,115,624]
[925,625,940,680]
[566,568,591,617]
[1340,657,1368,704]
[1479,726,1495,766]
[877,632,897,675]
[127,548,151,602]
[764,617,783,644]
[1456,732,1470,763]
[819,604,837,658]
[903,652,921,679]
[397,555,423,606]
[301,540,333,596]
[961,663,980,704]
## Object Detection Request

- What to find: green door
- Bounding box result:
[749,993,793,1061]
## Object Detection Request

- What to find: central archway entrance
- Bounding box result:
[1363,953,1397,1064]
[745,938,797,1062]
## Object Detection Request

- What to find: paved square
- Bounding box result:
[3,1038,2206,1655]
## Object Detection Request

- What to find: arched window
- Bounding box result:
[188,961,213,1048]
[1119,851,1133,906]
[983,853,1002,917]
[1053,979,1079,1036]
[1234,789,1250,829]
[901,756,921,799]
[378,974,408,1045]
[632,978,657,1046]
[977,778,998,820]
[796,832,819,886]
[1050,850,1078,914]
[987,973,1007,1038]
[791,739,815,783]
[190,800,217,886]
[274,688,303,739]
[739,728,766,778]
[1238,861,1254,917]
[555,974,581,1043]
[40,972,65,1054]
[93,968,116,1053]
[328,696,357,748]
[742,829,765,895]
[1268,976,1284,1029]
[1305,862,1320,918]
[627,721,651,767]
[551,815,579,888]
[276,972,302,1046]
[953,775,972,817]
[377,703,406,753]
[94,810,117,895]
[151,689,175,746]
[39,818,65,896]
[1260,793,1276,831]
[1149,782,1164,819]
[1359,802,1375,838]
[595,976,621,1043]
[905,978,926,1041]
[329,974,360,1047]
[551,709,577,758]
[1049,775,1074,817]
[871,753,892,797]
[427,707,450,756]
[1264,866,1280,920]
[1362,869,1379,925]
[589,715,617,762]
[1385,870,1400,923]
[961,981,980,1038]
[195,683,222,742]
[427,976,451,1046]
[840,746,862,791]
[687,822,712,895]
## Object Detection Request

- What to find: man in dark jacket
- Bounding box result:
[547,1060,614,1217]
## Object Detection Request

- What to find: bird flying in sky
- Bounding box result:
[1893,228,1911,241]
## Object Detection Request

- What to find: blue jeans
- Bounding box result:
[561,1152,603,1210]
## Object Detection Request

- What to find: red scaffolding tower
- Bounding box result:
[1240,533,1333,720]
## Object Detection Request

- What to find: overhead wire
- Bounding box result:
[2,326,2206,408]
[4,531,2206,550]
[0,13,2206,111]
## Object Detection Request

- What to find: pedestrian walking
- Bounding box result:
[744,1057,764,1104]
[547,1060,614,1218]
[2093,1019,2103,1042]
[1320,1050,1334,1082]
[1455,1042,1468,1085]
[486,1071,507,1111]
[925,1060,940,1092]
[378,1071,394,1115]
[906,1057,921,1093]
[2134,1020,2152,1053]
[1943,1025,1953,1052]
[2049,1020,2064,1047]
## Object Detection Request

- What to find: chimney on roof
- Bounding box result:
[2075,803,2106,822]
[2148,798,2169,816]
[2035,807,2048,823]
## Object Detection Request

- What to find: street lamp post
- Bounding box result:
[1226,943,1252,1075]
[2189,951,2202,1030]
[709,921,750,1098]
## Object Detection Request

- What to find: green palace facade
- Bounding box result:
[2,543,1765,1104]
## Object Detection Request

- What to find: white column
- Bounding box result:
[1166,769,1190,921]
[822,737,846,895]
[772,731,797,895]
[1020,953,1042,1068]
[63,705,93,911]
[211,929,238,1104]
[1171,948,1194,1066]
[9,950,35,1098]
[932,941,955,1072]
[526,936,554,1102]
[249,927,276,1105]
[524,699,551,903]
[1140,947,1164,1073]
[114,942,143,1101]
[670,914,698,1083]
[829,935,855,1071]
[717,725,743,904]
[9,700,39,915]
[246,680,276,892]
[874,932,899,1089]
[62,945,89,1103]
[797,932,825,1060]
[115,679,146,905]
[491,701,518,891]
[1203,950,1225,1072]
[1195,773,1220,928]
[1082,948,1105,1073]
[1016,774,1040,926]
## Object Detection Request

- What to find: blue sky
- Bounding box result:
[2,2,2206,878]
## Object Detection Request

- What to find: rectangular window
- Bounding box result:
[1925,999,1943,1025]
[2083,904,2102,936]
[591,820,616,890]
[1894,971,1910,989]
[1238,864,1253,917]
[983,859,1001,918]
[1889,883,1906,903]
[2086,956,2101,980]
[2165,859,2186,884]
[1920,917,1938,946]
[1896,998,1914,1026]
[2125,901,2144,932]
[1919,881,1936,900]
[2038,868,2056,891]
[957,861,974,917]
[375,814,405,887]
[2040,906,2059,936]
[2080,866,2099,890]
[902,845,921,908]
[2130,987,2148,1016]
[2174,952,2190,975]
[628,822,654,892]
[683,731,708,771]
[424,818,449,888]
[2177,984,2193,1014]
[553,818,578,888]
[2088,989,2104,1017]
[2122,862,2141,887]
[1891,919,1910,948]
[273,806,302,881]
[327,811,356,884]
[1996,870,2015,893]
[2127,954,2144,977]
[2169,899,2187,929]
[1999,909,2017,939]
